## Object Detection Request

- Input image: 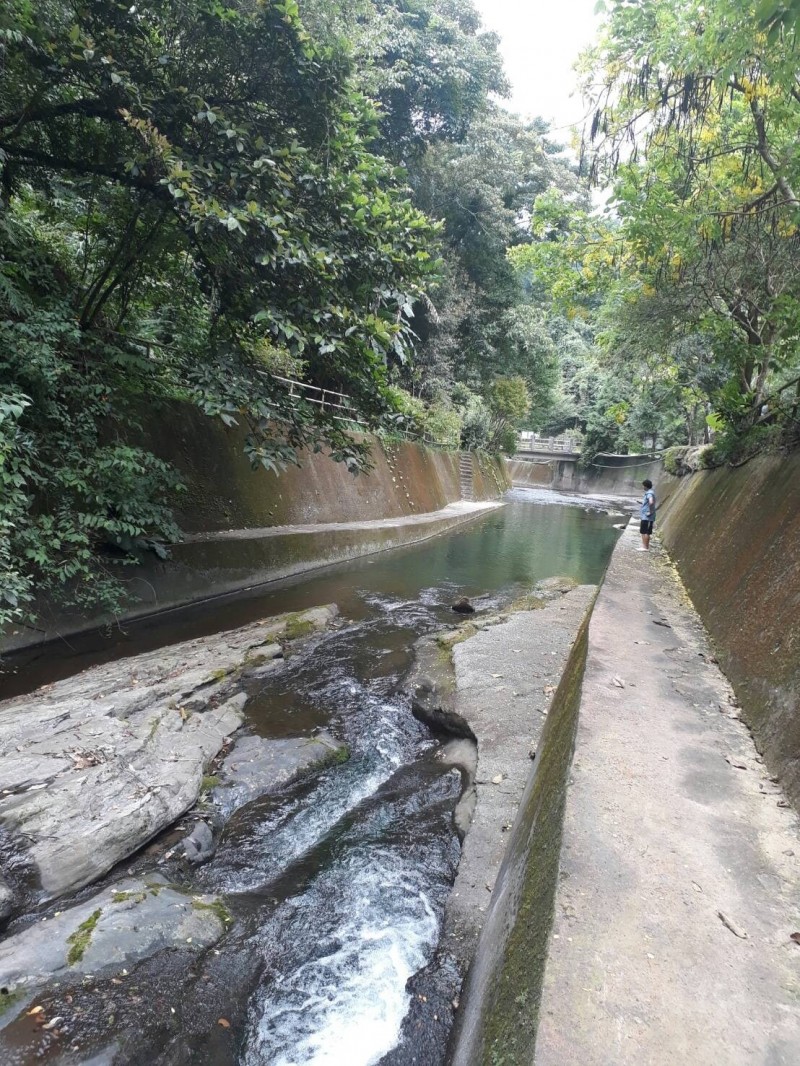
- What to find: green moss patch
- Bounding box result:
[192,898,233,926]
[317,743,350,768]
[0,987,24,1016]
[111,889,147,905]
[66,908,102,966]
[284,615,316,640]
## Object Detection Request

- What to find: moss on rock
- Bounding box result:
[66,907,102,966]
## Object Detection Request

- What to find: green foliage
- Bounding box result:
[564,0,800,456]
[423,403,462,448]
[489,376,532,425]
[0,0,440,627]
[301,0,508,158]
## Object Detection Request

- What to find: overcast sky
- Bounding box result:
[472,0,600,136]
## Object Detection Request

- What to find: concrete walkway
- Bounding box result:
[182,500,502,541]
[536,521,800,1065]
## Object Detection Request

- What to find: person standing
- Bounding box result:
[638,479,656,551]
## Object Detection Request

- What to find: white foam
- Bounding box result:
[244,853,438,1066]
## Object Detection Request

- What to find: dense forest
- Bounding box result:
[2,0,800,624]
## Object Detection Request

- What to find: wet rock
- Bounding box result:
[533,575,580,600]
[411,682,476,741]
[211,731,349,816]
[0,605,338,903]
[183,820,215,864]
[452,598,475,615]
[0,875,228,1003]
[0,875,14,924]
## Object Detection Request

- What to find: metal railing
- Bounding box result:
[517,432,580,454]
[267,375,367,426]
[104,331,367,427]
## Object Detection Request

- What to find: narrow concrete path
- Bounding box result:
[183,500,502,541]
[536,521,800,1065]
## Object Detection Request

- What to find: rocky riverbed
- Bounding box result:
[0,605,345,1042]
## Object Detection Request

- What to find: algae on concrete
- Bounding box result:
[449,610,593,1066]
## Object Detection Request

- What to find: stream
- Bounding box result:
[0,489,624,1066]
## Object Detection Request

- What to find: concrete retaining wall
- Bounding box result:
[509,453,662,496]
[449,605,594,1065]
[657,452,800,807]
[145,403,505,531]
[1,404,509,652]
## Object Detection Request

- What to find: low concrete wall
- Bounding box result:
[449,604,594,1065]
[658,452,800,807]
[1,404,509,652]
[509,453,662,496]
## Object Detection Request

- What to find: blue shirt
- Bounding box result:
[640,488,656,521]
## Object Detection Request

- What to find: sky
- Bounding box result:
[472,0,601,136]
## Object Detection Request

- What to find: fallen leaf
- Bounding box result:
[611,675,626,688]
[778,800,791,808]
[218,1018,231,1029]
[491,773,504,784]
[717,911,748,939]
[27,1006,45,1016]
[491,673,502,679]
[42,1017,63,1030]
[652,619,672,628]
[790,932,800,946]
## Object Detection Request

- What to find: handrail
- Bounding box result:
[517,432,580,454]
[103,330,368,426]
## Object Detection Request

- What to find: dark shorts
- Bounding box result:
[640,519,654,535]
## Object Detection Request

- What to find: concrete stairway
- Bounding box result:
[459,453,474,500]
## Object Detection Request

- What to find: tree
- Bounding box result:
[301,0,509,160]
[0,0,440,626]
[577,0,800,445]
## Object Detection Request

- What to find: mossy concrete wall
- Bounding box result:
[509,454,662,496]
[657,452,800,807]
[449,607,593,1065]
[144,402,505,532]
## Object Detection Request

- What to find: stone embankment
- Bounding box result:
[0,604,346,1024]
[447,522,800,1066]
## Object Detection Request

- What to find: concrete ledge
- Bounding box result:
[447,590,596,1065]
[1,502,503,655]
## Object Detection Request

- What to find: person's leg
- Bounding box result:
[642,530,650,550]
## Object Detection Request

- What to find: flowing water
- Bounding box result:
[0,489,625,1066]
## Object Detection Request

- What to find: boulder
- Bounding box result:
[182,820,215,864]
[211,731,349,816]
[0,605,339,904]
[452,598,476,615]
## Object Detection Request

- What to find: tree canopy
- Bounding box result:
[0,0,439,625]
[512,0,800,460]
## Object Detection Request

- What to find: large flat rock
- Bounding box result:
[0,875,227,999]
[536,524,800,1064]
[0,606,337,905]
